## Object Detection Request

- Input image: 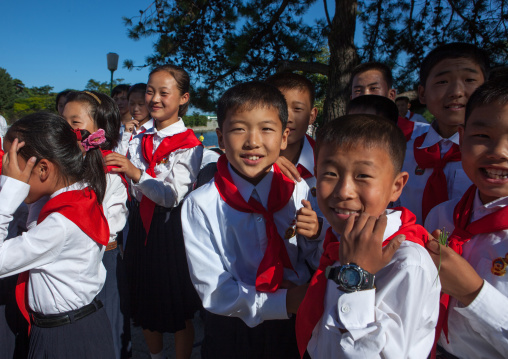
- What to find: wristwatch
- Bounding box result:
[325,263,375,293]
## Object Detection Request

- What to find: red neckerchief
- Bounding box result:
[398,116,415,142]
[15,187,109,333]
[139,129,202,242]
[296,135,315,180]
[295,207,429,358]
[214,154,297,292]
[100,149,129,198]
[413,133,461,222]
[0,137,3,170]
[431,185,508,357]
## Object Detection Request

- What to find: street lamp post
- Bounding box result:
[107,53,119,95]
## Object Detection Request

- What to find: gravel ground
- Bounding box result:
[131,312,204,359]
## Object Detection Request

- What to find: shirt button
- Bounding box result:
[341,305,350,313]
[257,217,263,222]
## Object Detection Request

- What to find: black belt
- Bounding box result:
[31,298,103,328]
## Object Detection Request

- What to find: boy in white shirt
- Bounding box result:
[399,43,490,224]
[425,79,508,358]
[296,114,440,358]
[182,81,325,358]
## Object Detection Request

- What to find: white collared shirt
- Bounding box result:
[0,177,107,314]
[181,164,326,327]
[425,192,508,358]
[128,118,203,207]
[399,124,471,224]
[307,209,440,359]
[115,119,155,155]
[406,110,431,125]
[296,135,317,189]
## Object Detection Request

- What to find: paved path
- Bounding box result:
[131,313,204,359]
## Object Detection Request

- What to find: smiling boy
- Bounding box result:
[181,81,325,359]
[425,80,508,358]
[296,115,440,358]
[399,43,490,224]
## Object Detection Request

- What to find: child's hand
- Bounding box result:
[340,213,405,274]
[2,138,36,183]
[296,199,320,239]
[104,152,142,182]
[426,236,484,306]
[286,283,309,314]
[276,156,301,182]
[124,119,139,133]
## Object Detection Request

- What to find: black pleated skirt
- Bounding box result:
[124,202,201,333]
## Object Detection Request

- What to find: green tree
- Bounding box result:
[85,78,127,95]
[124,0,508,122]
[0,68,17,114]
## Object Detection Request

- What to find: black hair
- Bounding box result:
[350,62,393,90]
[346,95,399,124]
[265,72,316,106]
[128,83,147,99]
[316,114,406,173]
[395,96,410,104]
[419,43,490,86]
[465,79,508,124]
[64,91,120,150]
[55,90,72,112]
[217,81,288,130]
[111,84,130,98]
[149,64,190,117]
[5,112,107,204]
[488,66,508,81]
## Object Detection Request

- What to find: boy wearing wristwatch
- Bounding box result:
[295,114,441,358]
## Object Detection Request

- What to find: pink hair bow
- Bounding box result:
[82,129,106,151]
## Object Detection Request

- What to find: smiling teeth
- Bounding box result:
[248,156,260,160]
[485,168,508,179]
[335,209,358,215]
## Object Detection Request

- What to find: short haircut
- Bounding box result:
[350,62,393,89]
[55,90,72,111]
[128,83,147,99]
[419,43,490,86]
[111,84,130,97]
[346,95,399,124]
[395,96,410,104]
[265,72,316,106]
[217,81,288,130]
[316,114,406,173]
[465,79,508,124]
[149,64,190,116]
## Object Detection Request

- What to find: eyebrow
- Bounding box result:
[469,120,494,128]
[434,67,480,77]
[353,82,380,88]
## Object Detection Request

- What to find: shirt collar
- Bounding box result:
[135,119,154,135]
[335,209,403,241]
[50,181,87,199]
[146,118,187,138]
[297,135,315,176]
[418,123,460,149]
[228,163,273,208]
[471,188,508,222]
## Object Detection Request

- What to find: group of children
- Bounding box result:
[0,41,506,359]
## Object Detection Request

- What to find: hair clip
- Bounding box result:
[81,128,106,151]
[72,128,82,141]
[82,91,102,105]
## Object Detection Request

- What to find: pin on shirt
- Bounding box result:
[491,253,508,276]
[284,219,297,239]
[415,166,425,176]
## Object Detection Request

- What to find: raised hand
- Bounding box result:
[2,138,36,183]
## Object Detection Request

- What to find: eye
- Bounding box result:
[357,173,372,179]
[262,127,275,132]
[472,133,489,139]
[435,80,447,85]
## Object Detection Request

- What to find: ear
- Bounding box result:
[280,127,290,151]
[179,92,190,106]
[418,85,426,105]
[458,125,465,150]
[389,171,409,203]
[36,159,51,182]
[407,102,411,110]
[388,89,397,101]
[309,107,318,126]
[216,128,225,150]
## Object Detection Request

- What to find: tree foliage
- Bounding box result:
[182,111,209,127]
[85,78,127,95]
[0,68,17,114]
[124,0,508,121]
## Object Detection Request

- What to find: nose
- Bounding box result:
[244,129,261,149]
[334,176,355,201]
[487,137,508,161]
[448,81,465,99]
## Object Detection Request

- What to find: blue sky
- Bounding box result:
[1,1,157,92]
[0,1,341,94]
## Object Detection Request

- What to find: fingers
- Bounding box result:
[276,156,301,182]
[381,234,404,263]
[425,240,442,267]
[22,157,37,178]
[301,199,312,210]
[430,229,441,240]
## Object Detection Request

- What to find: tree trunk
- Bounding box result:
[323,0,359,123]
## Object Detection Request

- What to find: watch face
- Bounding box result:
[341,268,361,286]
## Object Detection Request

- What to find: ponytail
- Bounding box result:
[5,112,107,204]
